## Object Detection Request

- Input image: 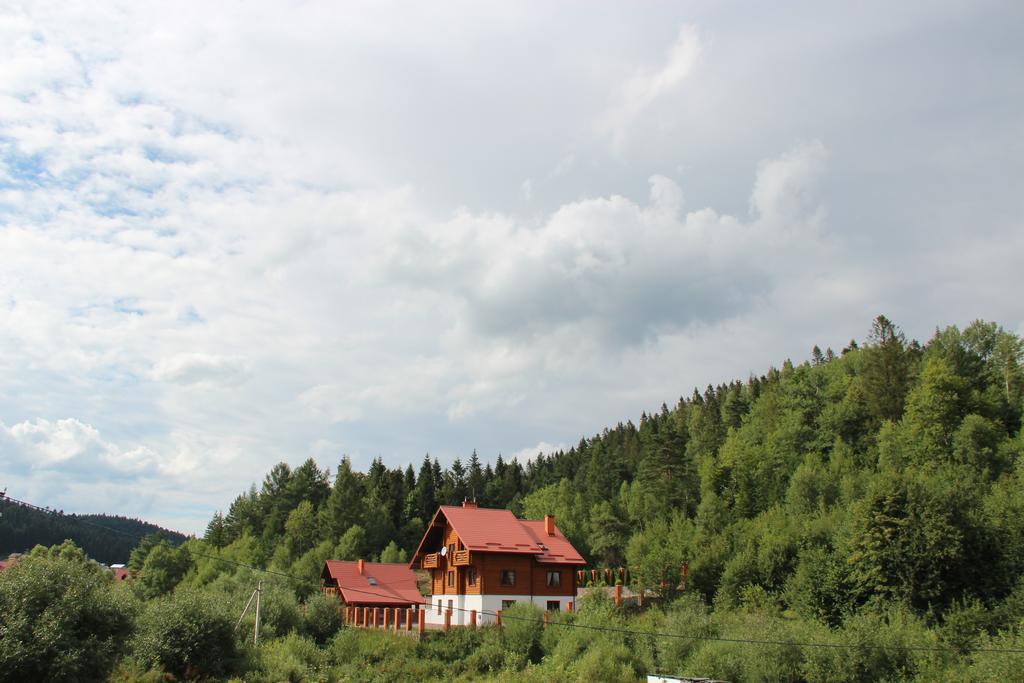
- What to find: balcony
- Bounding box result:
[452,549,470,566]
[421,553,439,569]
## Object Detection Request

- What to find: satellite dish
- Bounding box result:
[440,546,448,557]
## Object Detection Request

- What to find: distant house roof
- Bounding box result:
[0,560,8,571]
[112,567,132,581]
[321,561,422,606]
[410,504,586,566]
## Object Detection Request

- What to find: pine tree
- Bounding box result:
[204,512,227,549]
[318,457,365,541]
[467,450,484,502]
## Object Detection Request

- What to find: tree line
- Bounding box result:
[199,315,1024,626]
[0,499,188,565]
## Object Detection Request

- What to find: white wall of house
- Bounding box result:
[424,594,575,626]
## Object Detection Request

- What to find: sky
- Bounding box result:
[1,1,1022,534]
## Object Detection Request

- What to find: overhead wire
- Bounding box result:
[4,490,1024,655]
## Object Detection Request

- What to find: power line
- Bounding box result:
[4,490,1024,656]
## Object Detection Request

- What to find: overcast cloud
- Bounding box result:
[1,1,1022,533]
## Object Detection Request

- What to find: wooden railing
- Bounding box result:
[452,549,470,566]
[421,553,439,569]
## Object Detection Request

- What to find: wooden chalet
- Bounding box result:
[410,501,586,626]
[320,559,422,618]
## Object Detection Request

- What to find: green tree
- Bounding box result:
[131,589,239,680]
[204,511,227,549]
[860,315,916,423]
[333,525,367,560]
[283,500,318,560]
[379,540,407,563]
[846,469,992,611]
[134,540,192,600]
[0,546,134,682]
[588,500,629,566]
[319,456,365,541]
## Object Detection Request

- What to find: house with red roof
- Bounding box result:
[320,559,422,613]
[410,501,586,626]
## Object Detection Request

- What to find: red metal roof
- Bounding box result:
[410,505,586,565]
[0,560,8,571]
[519,520,586,564]
[438,505,541,552]
[321,561,422,606]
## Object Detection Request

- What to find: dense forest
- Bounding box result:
[4,315,1024,682]
[0,499,188,564]
[208,315,1024,616]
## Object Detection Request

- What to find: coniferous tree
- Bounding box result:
[319,457,365,541]
[861,315,916,423]
[204,512,227,549]
[467,450,485,502]
[412,455,438,522]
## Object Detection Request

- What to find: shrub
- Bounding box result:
[0,550,135,682]
[302,593,344,644]
[800,609,923,683]
[417,626,482,664]
[256,633,328,683]
[657,593,718,672]
[131,589,240,679]
[574,642,642,682]
[501,603,544,666]
[255,584,303,638]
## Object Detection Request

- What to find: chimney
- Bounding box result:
[544,514,555,536]
[357,559,365,575]
[462,499,478,509]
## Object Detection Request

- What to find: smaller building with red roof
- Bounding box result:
[320,559,422,610]
[410,501,586,626]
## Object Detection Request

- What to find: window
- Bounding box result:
[447,599,453,615]
[448,543,455,558]
[468,567,477,586]
[500,570,516,586]
[501,600,517,610]
[436,599,442,615]
[447,570,455,587]
[547,600,561,612]
[546,571,560,588]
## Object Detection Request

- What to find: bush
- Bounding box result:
[417,626,482,664]
[255,584,303,638]
[256,633,328,683]
[657,593,718,672]
[800,609,923,683]
[302,593,344,644]
[0,550,135,682]
[501,603,544,666]
[131,589,240,679]
[967,629,1024,682]
[574,642,642,682]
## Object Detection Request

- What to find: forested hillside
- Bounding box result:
[207,315,1024,622]
[0,497,188,564]
[6,315,1024,682]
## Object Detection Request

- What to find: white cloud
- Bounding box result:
[508,441,567,464]
[1,418,158,475]
[0,3,1020,535]
[601,24,703,151]
[151,354,250,386]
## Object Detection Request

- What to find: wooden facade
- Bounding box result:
[411,502,585,624]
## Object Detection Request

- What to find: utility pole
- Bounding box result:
[234,580,265,645]
[254,580,263,645]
